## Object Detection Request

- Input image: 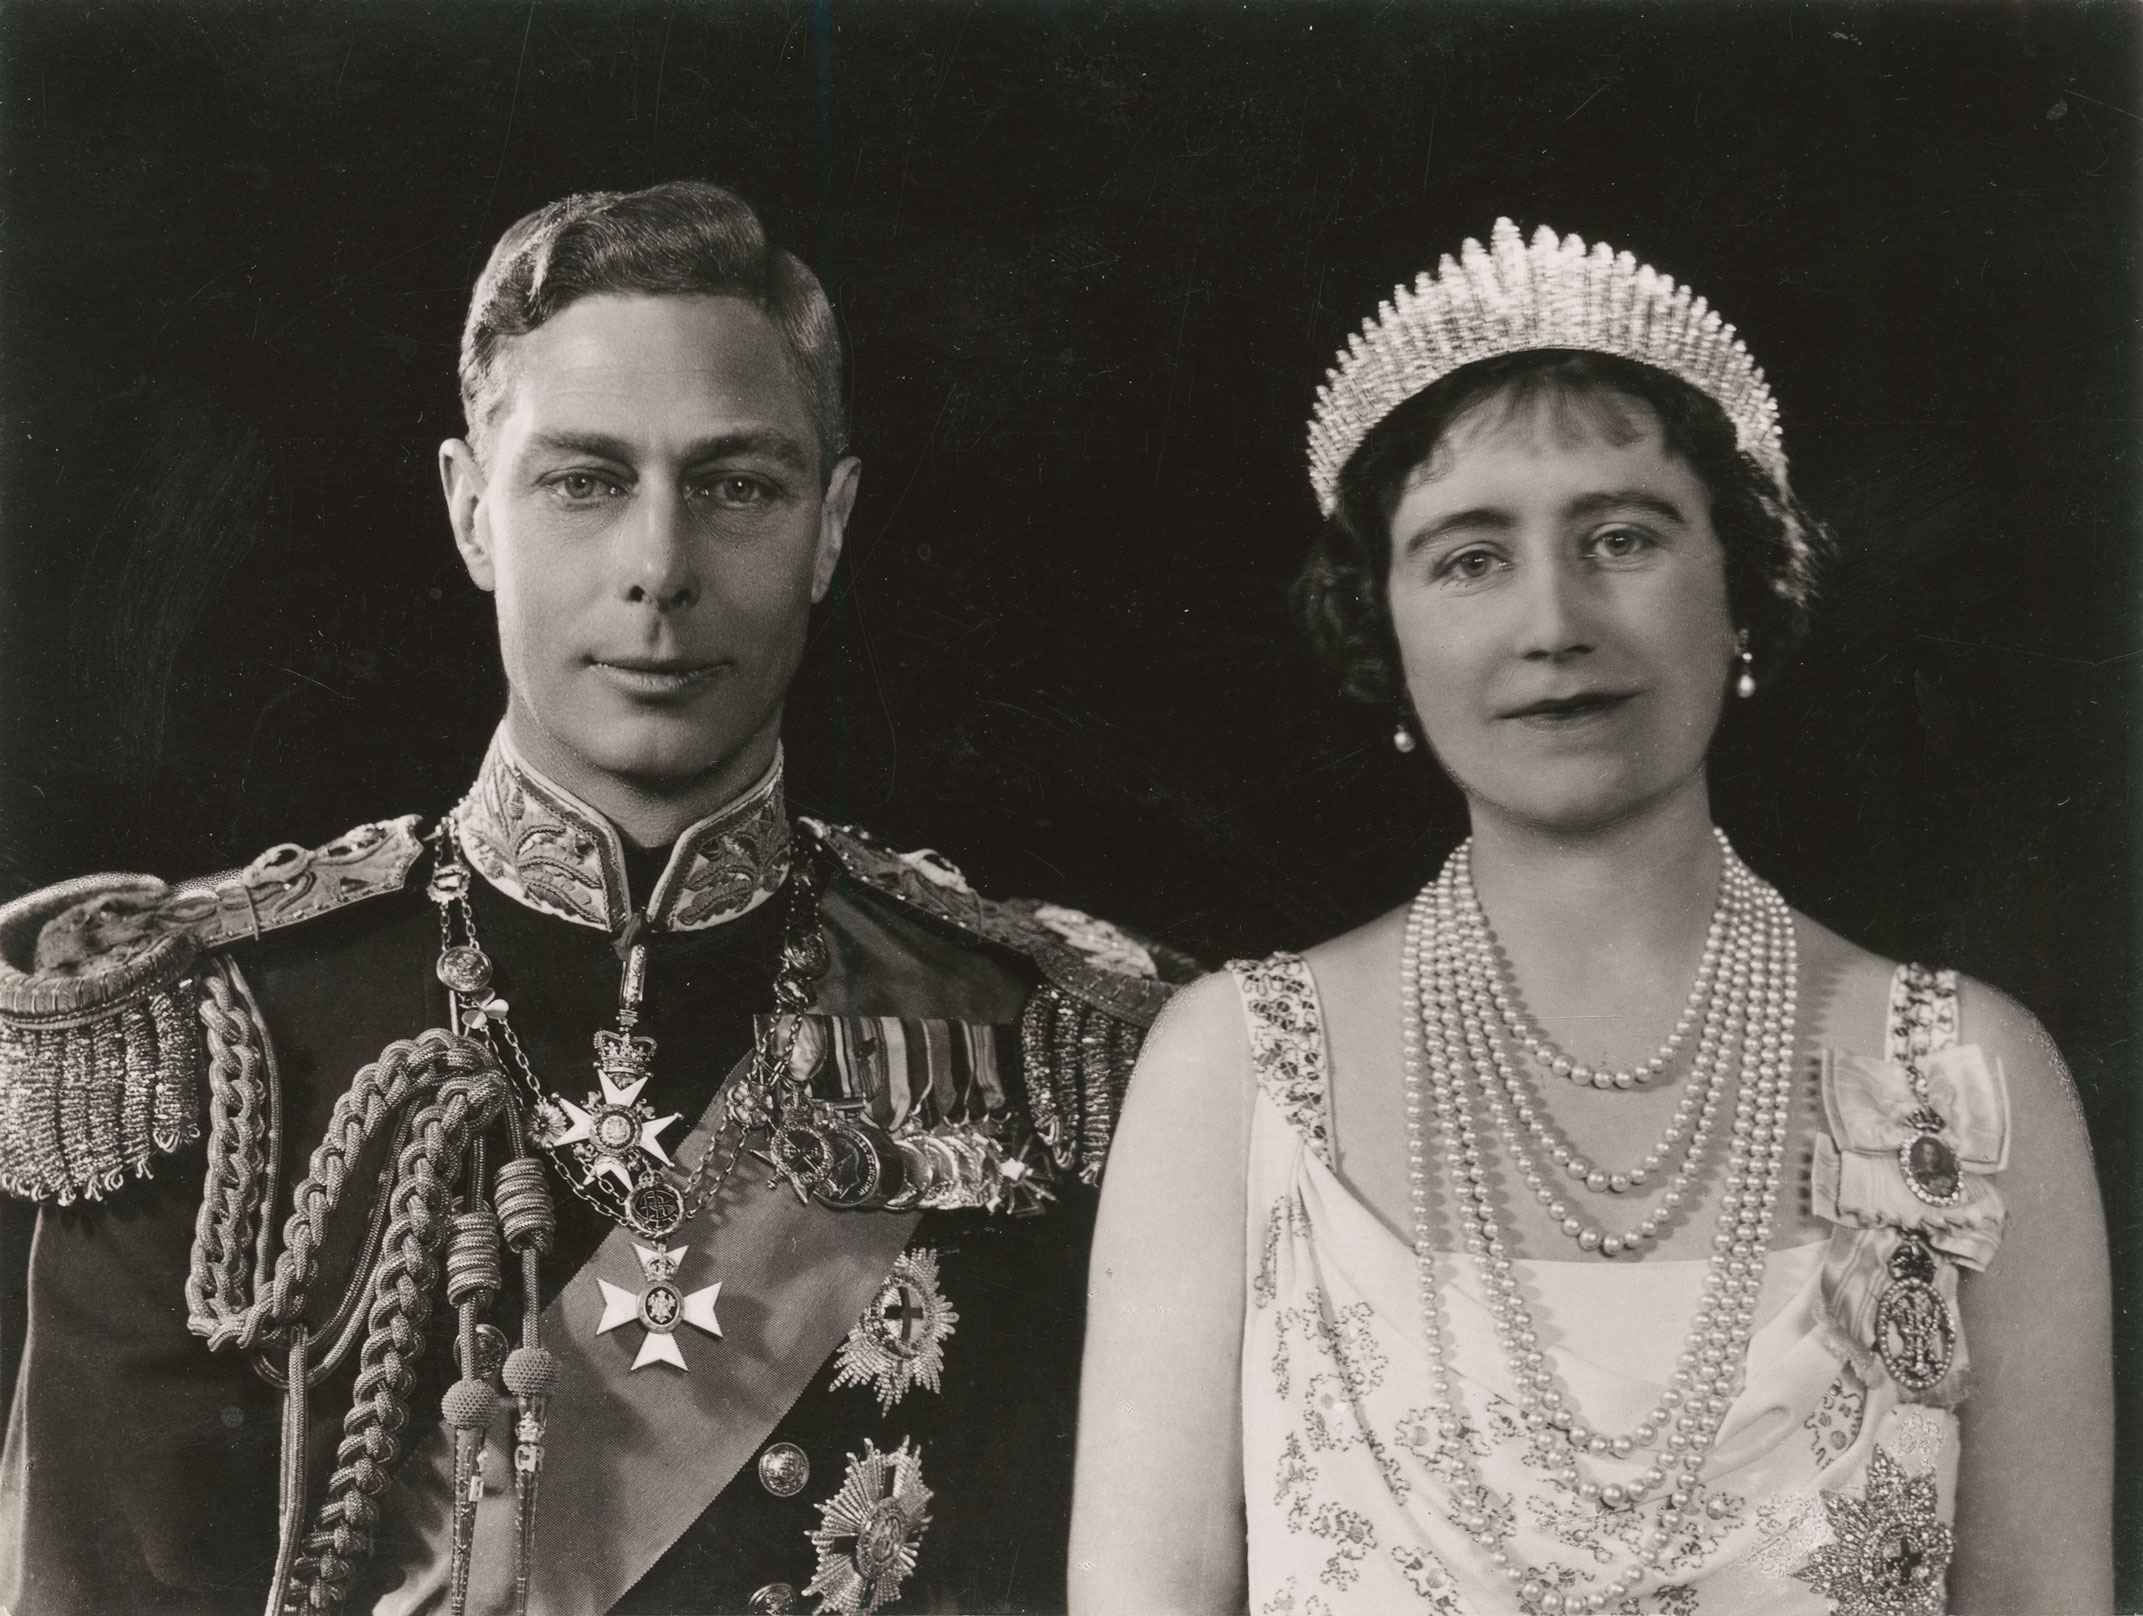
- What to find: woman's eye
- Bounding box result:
[1436,547,1503,582]
[1590,526,1653,559]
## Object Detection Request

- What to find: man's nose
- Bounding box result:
[619,486,698,611]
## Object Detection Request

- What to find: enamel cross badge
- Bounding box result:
[595,1243,722,1371]
[830,1247,957,1412]
[542,1031,682,1193]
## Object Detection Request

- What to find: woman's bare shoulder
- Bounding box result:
[1792,908,1897,1058]
[1299,900,1410,984]
[1120,968,1258,1124]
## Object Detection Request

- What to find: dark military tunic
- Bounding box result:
[0,738,1187,1615]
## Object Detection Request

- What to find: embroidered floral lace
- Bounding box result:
[1228,951,1999,1614]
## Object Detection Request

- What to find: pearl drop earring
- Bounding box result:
[1392,723,1418,753]
[1734,631,1756,699]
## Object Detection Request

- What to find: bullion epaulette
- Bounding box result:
[0,815,426,1203]
[801,817,1196,1183]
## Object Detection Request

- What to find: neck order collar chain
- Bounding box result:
[453,726,792,935]
[428,824,831,1243]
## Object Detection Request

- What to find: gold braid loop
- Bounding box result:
[186,956,278,1348]
[285,1060,516,1613]
[262,1032,501,1350]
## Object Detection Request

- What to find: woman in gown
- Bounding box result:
[1068,221,2111,1615]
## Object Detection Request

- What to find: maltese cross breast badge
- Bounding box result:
[595,1243,723,1371]
[830,1247,958,1412]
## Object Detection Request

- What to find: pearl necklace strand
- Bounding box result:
[1451,841,1767,1257]
[1470,829,1740,1092]
[1401,836,1797,1614]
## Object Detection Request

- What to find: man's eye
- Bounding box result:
[553,472,619,501]
[695,474,773,508]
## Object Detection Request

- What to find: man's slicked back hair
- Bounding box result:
[458,179,846,471]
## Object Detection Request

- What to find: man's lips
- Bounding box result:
[589,657,727,694]
[1498,690,1639,722]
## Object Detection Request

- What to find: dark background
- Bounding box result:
[1,0,2137,1599]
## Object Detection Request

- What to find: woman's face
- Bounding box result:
[1384,388,1736,833]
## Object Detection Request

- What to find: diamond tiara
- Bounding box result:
[1306,219,1786,516]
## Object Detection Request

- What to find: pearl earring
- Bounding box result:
[1735,643,1756,699]
[1392,723,1418,753]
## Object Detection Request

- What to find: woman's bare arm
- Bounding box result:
[1949,978,2113,1614]
[1069,973,1256,1615]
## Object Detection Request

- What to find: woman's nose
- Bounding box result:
[1515,553,1594,663]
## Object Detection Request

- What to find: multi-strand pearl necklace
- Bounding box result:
[1450,832,1770,1258]
[1400,834,1797,1614]
[1469,834,1737,1092]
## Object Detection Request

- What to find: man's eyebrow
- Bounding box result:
[523,428,813,473]
[678,430,812,473]
[1564,489,1689,525]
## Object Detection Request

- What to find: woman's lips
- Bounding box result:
[1500,690,1639,726]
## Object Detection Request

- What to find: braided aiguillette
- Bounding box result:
[283,1060,518,1614]
[444,1195,505,1616]
[494,1149,558,1616]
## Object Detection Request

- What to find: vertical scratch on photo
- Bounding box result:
[482,2,540,231]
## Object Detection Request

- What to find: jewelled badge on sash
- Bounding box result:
[804,1439,932,1615]
[595,1243,723,1371]
[830,1247,958,1412]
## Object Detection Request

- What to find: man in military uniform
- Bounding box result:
[0,180,1190,1616]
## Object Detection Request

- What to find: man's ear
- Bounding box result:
[439,439,496,593]
[810,455,862,603]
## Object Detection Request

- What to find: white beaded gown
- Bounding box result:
[1228,954,2008,1616]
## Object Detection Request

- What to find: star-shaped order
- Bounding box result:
[595,1243,723,1371]
[1793,1447,1954,1616]
[549,1062,681,1192]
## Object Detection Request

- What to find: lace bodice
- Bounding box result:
[1225,953,2003,1615]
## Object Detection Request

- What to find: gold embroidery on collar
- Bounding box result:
[453,729,790,932]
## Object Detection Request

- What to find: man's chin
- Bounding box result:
[519,697,772,798]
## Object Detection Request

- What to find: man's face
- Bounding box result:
[442,292,859,801]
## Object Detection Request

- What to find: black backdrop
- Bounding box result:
[2,0,2138,1598]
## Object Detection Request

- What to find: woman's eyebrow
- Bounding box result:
[1563,489,1688,525]
[1401,506,1514,556]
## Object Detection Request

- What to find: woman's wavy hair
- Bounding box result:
[1291,349,1827,708]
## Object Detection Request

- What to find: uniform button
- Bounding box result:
[748,1583,799,1614]
[757,1442,810,1498]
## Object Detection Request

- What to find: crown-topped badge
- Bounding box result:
[536,1031,679,1193]
[1306,218,1786,513]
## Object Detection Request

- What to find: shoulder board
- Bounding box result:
[0,815,425,1203]
[801,817,1177,1025]
[801,818,1199,1186]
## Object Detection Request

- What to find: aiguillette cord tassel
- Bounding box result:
[444,1144,503,1616]
[262,1325,310,1616]
[495,1148,558,1616]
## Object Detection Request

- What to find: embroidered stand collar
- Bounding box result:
[453,727,792,934]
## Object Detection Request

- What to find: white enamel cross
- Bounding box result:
[549,1065,683,1192]
[595,1243,723,1371]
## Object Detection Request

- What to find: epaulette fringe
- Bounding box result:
[0,875,204,1202]
[0,816,426,1204]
